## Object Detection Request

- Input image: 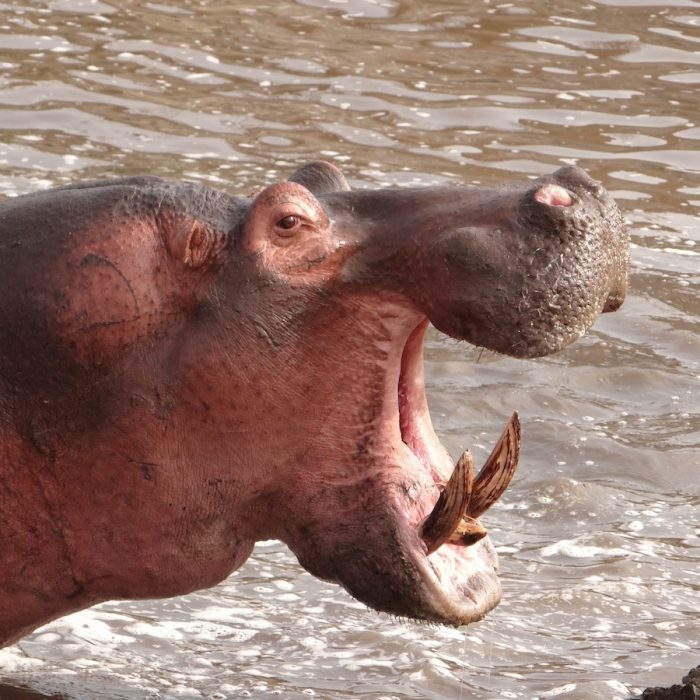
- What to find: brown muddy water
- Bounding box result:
[0,1,698,698]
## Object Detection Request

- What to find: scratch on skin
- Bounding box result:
[78,253,141,330]
[127,459,160,482]
[81,318,141,331]
[25,457,84,599]
[254,321,280,349]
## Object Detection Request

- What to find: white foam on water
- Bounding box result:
[540,683,577,697]
[540,538,630,559]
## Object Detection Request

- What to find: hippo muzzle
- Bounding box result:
[329,164,629,360]
[0,161,628,645]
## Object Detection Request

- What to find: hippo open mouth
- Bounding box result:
[366,318,520,625]
[394,321,520,623]
[399,321,519,556]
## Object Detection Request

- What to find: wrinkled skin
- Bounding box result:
[0,162,629,647]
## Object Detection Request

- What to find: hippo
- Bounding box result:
[0,161,629,648]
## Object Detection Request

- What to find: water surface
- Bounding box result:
[0,1,698,698]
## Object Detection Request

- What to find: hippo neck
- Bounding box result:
[170,293,432,541]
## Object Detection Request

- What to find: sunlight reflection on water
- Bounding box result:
[0,0,698,698]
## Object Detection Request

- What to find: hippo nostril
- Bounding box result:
[533,184,573,207]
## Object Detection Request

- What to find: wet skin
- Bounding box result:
[0,162,629,647]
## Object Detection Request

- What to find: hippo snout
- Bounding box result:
[400,166,630,358]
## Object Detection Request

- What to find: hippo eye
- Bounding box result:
[276,215,300,231]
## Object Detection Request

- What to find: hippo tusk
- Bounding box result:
[467,412,520,519]
[420,450,474,554]
[445,516,488,547]
[420,412,520,555]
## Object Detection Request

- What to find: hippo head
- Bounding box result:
[199,161,630,625]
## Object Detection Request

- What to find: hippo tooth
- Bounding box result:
[445,516,488,547]
[420,450,474,555]
[467,412,521,519]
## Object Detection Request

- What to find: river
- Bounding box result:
[0,1,698,698]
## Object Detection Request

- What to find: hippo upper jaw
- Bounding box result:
[330,165,630,361]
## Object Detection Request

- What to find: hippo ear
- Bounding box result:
[288,161,351,195]
[164,218,225,270]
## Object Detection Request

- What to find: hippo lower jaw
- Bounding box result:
[393,322,520,625]
[293,320,519,627]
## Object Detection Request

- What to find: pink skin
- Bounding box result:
[533,184,574,207]
[0,163,629,646]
